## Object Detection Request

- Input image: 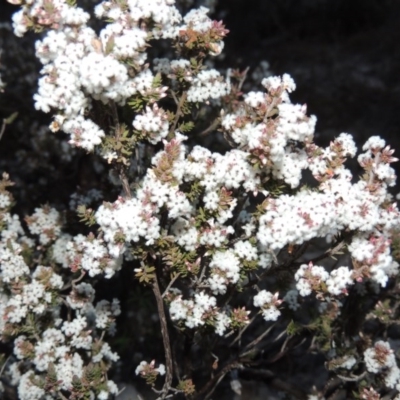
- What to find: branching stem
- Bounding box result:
[110,101,132,198]
[169,90,187,137]
[152,275,173,399]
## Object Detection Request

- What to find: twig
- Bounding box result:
[237,67,250,91]
[229,314,257,346]
[336,371,366,382]
[0,355,10,377]
[273,328,288,344]
[60,270,86,291]
[193,360,242,400]
[162,273,181,297]
[308,239,346,265]
[169,91,187,137]
[240,322,277,358]
[204,372,226,400]
[0,112,18,142]
[0,119,6,142]
[170,90,179,106]
[119,168,132,199]
[152,275,173,399]
[264,96,280,122]
[195,258,208,286]
[110,101,131,199]
[263,334,290,364]
[368,152,379,186]
[199,117,221,136]
[72,270,86,287]
[57,392,69,400]
[116,386,126,397]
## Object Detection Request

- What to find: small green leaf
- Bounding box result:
[4,112,18,125]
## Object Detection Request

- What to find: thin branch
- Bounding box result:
[60,270,86,291]
[237,67,250,91]
[204,372,226,400]
[0,112,18,142]
[72,270,86,287]
[169,91,187,137]
[0,355,11,377]
[57,392,69,400]
[162,273,181,297]
[368,152,379,186]
[170,89,179,106]
[263,334,290,364]
[307,239,346,265]
[229,314,257,347]
[0,119,6,142]
[116,386,126,397]
[195,258,208,286]
[193,360,242,400]
[119,168,132,199]
[273,327,288,344]
[240,322,277,358]
[152,275,173,399]
[224,329,235,339]
[199,117,221,136]
[263,96,280,122]
[336,371,367,382]
[110,101,131,199]
[282,241,310,268]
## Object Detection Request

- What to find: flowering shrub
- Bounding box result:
[1,0,400,399]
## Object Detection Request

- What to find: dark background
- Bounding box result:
[217,0,400,150]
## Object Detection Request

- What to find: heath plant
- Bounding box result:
[1,1,400,399]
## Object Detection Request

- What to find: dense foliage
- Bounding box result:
[1,1,400,399]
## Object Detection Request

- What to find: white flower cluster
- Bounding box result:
[0,181,120,400]
[187,69,230,102]
[132,103,169,144]
[183,6,215,34]
[348,234,399,287]
[337,356,357,370]
[26,206,61,245]
[208,250,241,294]
[169,291,231,335]
[5,0,400,397]
[13,0,228,153]
[253,290,281,321]
[154,58,193,82]
[95,0,182,40]
[96,134,260,257]
[181,6,225,55]
[295,262,355,297]
[53,233,123,278]
[257,190,338,250]
[90,72,400,345]
[364,341,400,390]
[222,73,315,189]
[135,360,166,376]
